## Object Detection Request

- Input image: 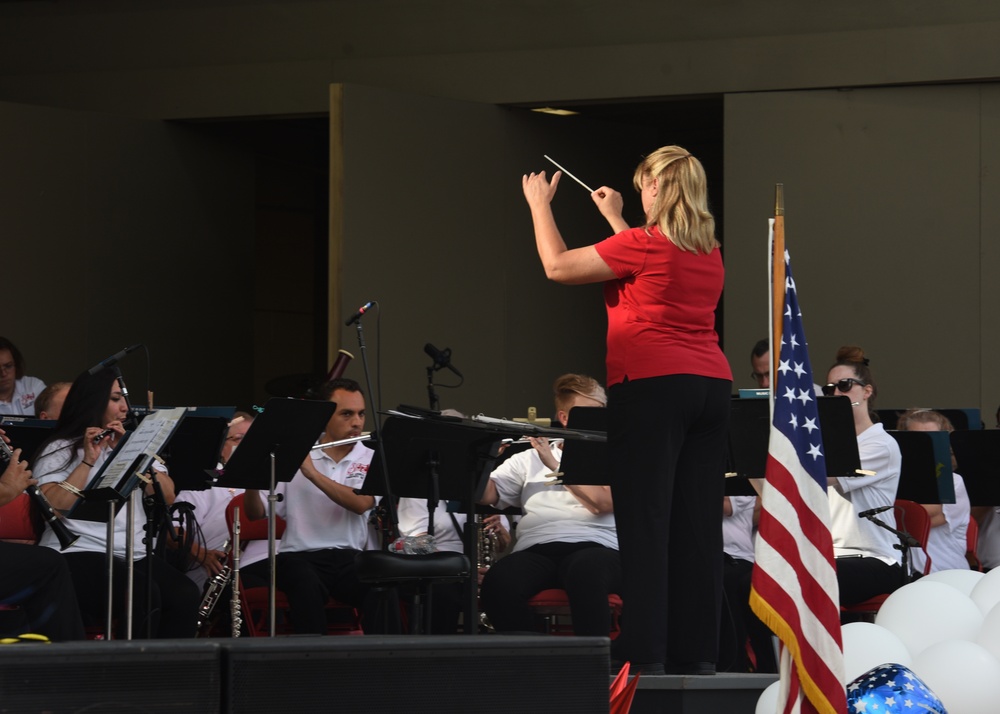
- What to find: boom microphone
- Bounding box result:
[424,343,463,379]
[858,505,893,519]
[88,344,142,375]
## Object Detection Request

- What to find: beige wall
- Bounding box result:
[724,85,997,419]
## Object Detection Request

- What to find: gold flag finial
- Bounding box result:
[774,183,784,217]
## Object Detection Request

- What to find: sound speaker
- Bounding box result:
[0,640,221,713]
[221,635,609,713]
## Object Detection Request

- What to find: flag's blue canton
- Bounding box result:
[846,663,947,714]
[773,250,827,488]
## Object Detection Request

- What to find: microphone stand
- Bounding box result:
[426,364,440,412]
[350,318,399,542]
[861,510,918,585]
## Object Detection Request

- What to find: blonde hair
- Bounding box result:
[553,373,607,413]
[633,146,718,254]
[897,408,954,433]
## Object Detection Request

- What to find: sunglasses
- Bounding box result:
[821,378,866,396]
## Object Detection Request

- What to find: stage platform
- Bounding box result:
[0,635,776,713]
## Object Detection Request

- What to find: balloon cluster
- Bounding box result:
[756,568,1000,714]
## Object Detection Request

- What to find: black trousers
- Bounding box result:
[720,554,777,673]
[264,549,399,635]
[837,556,904,607]
[609,374,731,667]
[480,541,622,636]
[63,552,200,638]
[0,542,86,641]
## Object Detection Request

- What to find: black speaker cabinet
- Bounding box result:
[0,640,221,713]
[221,635,610,713]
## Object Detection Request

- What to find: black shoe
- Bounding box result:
[670,661,716,676]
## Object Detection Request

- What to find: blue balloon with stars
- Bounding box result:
[847,663,947,713]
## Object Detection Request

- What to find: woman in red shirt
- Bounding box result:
[523,146,732,675]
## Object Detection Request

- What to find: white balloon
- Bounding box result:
[755,680,781,714]
[975,601,1000,662]
[912,640,1000,714]
[841,622,912,683]
[875,580,982,656]
[970,567,1000,616]
[922,569,985,597]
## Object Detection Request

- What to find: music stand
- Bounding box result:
[889,431,953,505]
[213,397,337,635]
[726,396,862,497]
[0,417,57,463]
[160,413,232,492]
[950,430,1000,507]
[558,406,610,486]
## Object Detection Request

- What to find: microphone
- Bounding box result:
[345,301,374,326]
[87,344,141,375]
[424,343,463,378]
[858,505,893,519]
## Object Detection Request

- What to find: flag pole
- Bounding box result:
[771,184,786,385]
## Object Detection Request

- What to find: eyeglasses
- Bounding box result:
[821,378,866,396]
[226,434,245,443]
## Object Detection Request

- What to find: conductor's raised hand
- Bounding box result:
[522,170,561,209]
[591,186,628,233]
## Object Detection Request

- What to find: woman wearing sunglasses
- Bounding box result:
[823,346,903,606]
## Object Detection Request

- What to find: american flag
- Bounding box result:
[750,227,847,714]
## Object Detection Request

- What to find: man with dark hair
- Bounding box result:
[243,378,394,634]
[0,337,46,416]
[749,339,770,389]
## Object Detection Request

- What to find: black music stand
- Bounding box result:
[889,431,953,505]
[213,397,337,636]
[950,430,1000,507]
[558,406,610,486]
[160,413,232,493]
[0,417,56,463]
[726,396,861,494]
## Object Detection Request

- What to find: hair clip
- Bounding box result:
[251,404,265,414]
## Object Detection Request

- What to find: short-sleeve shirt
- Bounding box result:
[594,226,731,386]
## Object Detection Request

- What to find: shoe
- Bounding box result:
[670,661,716,676]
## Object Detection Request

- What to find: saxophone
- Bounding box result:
[196,539,233,630]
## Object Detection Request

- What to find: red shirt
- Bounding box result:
[594,226,732,386]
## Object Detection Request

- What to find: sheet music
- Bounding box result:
[91,407,188,490]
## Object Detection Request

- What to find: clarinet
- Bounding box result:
[230,507,242,638]
[196,539,233,630]
[0,437,79,550]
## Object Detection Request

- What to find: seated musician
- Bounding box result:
[0,336,46,416]
[478,373,621,636]
[34,382,71,420]
[896,408,970,572]
[32,367,200,638]
[243,378,398,635]
[823,346,903,606]
[0,438,85,640]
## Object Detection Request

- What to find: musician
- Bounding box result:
[749,339,770,389]
[34,382,71,420]
[523,147,731,674]
[478,373,621,637]
[32,367,200,638]
[243,378,396,635]
[0,336,46,416]
[896,408,970,573]
[0,443,86,640]
[823,346,903,605]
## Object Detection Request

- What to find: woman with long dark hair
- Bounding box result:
[33,367,199,638]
